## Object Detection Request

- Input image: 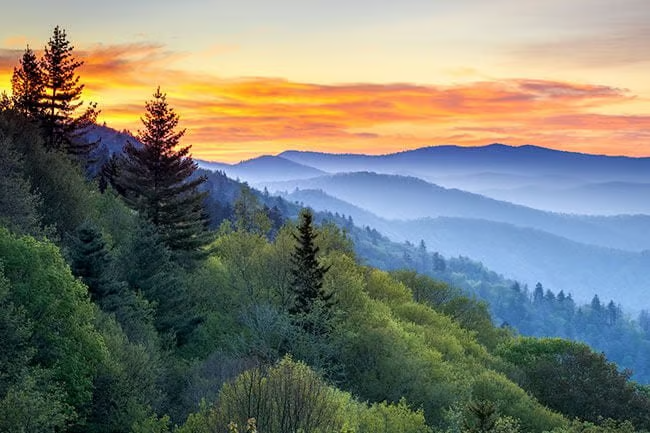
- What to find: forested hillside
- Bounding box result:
[1,27,650,433]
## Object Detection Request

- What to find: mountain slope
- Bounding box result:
[267,172,650,252]
[481,181,650,215]
[197,155,325,183]
[281,188,650,308]
[279,144,650,182]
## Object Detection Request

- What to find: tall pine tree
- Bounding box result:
[116,87,211,265]
[39,26,98,157]
[11,46,44,119]
[289,209,331,317]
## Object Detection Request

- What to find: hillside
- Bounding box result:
[280,187,650,309]
[274,145,650,214]
[3,25,650,433]
[268,172,650,252]
[481,181,650,215]
[279,144,650,182]
[197,155,326,183]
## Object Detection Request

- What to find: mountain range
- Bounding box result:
[200,144,650,215]
[89,131,650,310]
[192,144,650,309]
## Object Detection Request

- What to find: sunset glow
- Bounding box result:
[1,1,649,162]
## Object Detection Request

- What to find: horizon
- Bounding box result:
[1,1,650,162]
[200,142,650,165]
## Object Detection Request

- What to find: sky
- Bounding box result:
[1,0,649,162]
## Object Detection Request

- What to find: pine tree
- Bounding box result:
[68,221,116,301]
[0,113,44,236]
[11,46,44,119]
[533,282,544,304]
[39,26,98,157]
[116,87,211,265]
[118,219,200,343]
[289,209,331,317]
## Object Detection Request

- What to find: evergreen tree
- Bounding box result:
[67,221,114,301]
[0,114,44,236]
[119,219,201,344]
[533,282,544,304]
[591,295,602,312]
[0,93,10,111]
[11,46,44,119]
[116,87,211,265]
[39,26,98,157]
[289,209,331,317]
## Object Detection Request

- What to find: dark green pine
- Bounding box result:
[67,220,117,301]
[11,46,44,119]
[289,209,331,316]
[117,87,212,265]
[39,26,99,158]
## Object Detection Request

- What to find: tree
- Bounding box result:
[463,400,498,433]
[0,113,44,236]
[211,357,344,433]
[289,209,331,317]
[232,185,271,236]
[497,337,650,429]
[11,46,44,118]
[39,26,98,157]
[0,109,94,239]
[116,88,211,265]
[68,221,113,300]
[533,282,544,304]
[0,228,106,421]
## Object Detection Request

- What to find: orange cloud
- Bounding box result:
[0,42,648,162]
[2,36,27,48]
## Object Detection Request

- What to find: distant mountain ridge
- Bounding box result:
[195,144,650,215]
[267,171,650,252]
[197,155,325,183]
[280,187,650,308]
[278,144,650,181]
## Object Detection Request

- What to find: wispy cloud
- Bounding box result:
[515,25,650,67]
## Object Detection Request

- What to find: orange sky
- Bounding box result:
[1,39,649,162]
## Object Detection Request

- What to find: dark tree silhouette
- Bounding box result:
[289,209,331,317]
[11,46,44,118]
[116,87,211,265]
[39,26,98,157]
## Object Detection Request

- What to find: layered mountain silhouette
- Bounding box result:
[280,187,650,308]
[197,155,325,183]
[266,172,650,252]
[279,144,650,183]
[207,144,650,215]
[87,128,650,309]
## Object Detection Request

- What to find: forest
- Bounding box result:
[1,26,650,433]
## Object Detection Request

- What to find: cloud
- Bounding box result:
[0,42,647,161]
[0,48,22,69]
[2,36,28,48]
[513,25,650,68]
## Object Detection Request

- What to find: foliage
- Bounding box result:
[4,29,650,433]
[178,357,431,433]
[497,338,650,429]
[0,113,44,236]
[39,26,99,157]
[0,228,106,422]
[11,46,44,119]
[289,209,332,318]
[115,88,211,265]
